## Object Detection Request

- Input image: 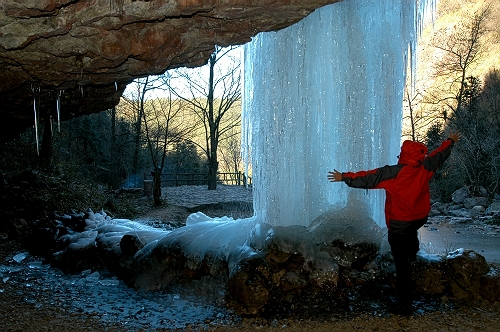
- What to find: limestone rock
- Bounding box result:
[0,0,339,142]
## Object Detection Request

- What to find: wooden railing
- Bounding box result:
[158,172,252,187]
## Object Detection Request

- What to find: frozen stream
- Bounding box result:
[0,252,236,330]
[378,217,500,264]
[419,218,500,264]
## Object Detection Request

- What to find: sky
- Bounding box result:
[122,46,243,101]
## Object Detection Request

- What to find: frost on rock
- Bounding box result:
[308,197,383,269]
[132,215,266,289]
[309,251,340,288]
[13,252,29,263]
[417,250,442,263]
[263,225,316,264]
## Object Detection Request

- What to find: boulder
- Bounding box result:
[412,252,448,295]
[470,206,486,217]
[445,248,490,301]
[309,251,340,289]
[479,267,500,303]
[452,187,471,205]
[463,197,491,209]
[412,249,492,301]
[486,201,500,215]
[448,208,470,218]
[227,245,270,314]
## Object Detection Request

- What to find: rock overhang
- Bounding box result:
[0,0,339,142]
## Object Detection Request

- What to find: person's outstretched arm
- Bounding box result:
[328,165,401,189]
[448,131,461,143]
[424,130,461,172]
[327,169,343,182]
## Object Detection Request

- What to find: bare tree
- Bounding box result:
[142,81,196,205]
[404,4,493,143]
[120,77,161,187]
[165,46,242,190]
[219,125,243,184]
[428,5,491,117]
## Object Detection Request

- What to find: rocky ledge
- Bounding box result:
[0,0,338,142]
[8,206,500,315]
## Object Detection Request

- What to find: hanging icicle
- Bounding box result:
[56,90,62,132]
[115,81,118,91]
[80,85,84,98]
[31,85,40,155]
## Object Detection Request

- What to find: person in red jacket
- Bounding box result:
[327,131,461,315]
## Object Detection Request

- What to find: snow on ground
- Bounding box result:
[163,185,253,208]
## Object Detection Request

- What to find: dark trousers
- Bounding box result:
[387,217,427,307]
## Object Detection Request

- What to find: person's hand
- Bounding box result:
[449,130,461,143]
[327,169,343,182]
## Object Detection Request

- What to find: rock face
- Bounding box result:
[9,208,500,314]
[0,0,338,142]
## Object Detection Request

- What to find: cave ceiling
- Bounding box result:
[0,0,338,142]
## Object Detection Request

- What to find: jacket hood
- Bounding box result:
[398,140,428,167]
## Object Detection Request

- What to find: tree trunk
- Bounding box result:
[110,107,120,189]
[132,111,142,187]
[206,52,218,190]
[153,167,162,205]
[207,152,218,190]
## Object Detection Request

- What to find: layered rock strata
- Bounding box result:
[0,0,338,142]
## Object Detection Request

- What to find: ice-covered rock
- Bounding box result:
[309,206,383,270]
[263,225,315,264]
[53,230,100,272]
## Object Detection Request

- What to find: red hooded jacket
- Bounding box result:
[342,139,455,228]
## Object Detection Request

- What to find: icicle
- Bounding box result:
[80,85,84,98]
[31,85,40,155]
[56,90,62,132]
[114,82,118,91]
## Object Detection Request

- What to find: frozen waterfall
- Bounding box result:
[242,0,436,228]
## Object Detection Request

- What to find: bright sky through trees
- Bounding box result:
[123,46,242,100]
